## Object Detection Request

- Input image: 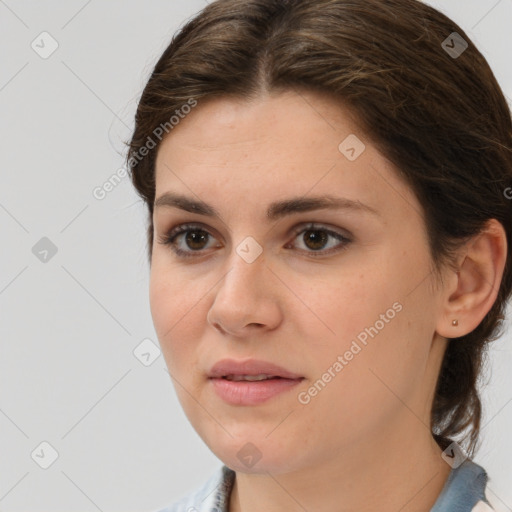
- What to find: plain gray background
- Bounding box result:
[0,1,511,511]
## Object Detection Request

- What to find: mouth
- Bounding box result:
[208,358,304,380]
[207,359,304,405]
[221,374,290,382]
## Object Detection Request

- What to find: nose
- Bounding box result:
[207,247,282,338]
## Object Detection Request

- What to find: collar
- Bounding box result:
[161,458,493,511]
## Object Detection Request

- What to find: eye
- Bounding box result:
[156,222,352,258]
[287,222,352,256]
[156,223,218,258]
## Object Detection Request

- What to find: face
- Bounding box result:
[150,90,447,474]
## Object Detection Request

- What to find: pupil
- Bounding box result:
[305,230,327,250]
[186,230,208,250]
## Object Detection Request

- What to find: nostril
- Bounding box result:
[213,322,226,334]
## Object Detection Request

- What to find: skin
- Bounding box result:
[149,89,507,512]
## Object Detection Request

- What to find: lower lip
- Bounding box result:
[210,377,304,405]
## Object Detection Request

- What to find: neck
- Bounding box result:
[228,423,452,512]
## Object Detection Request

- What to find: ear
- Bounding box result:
[436,218,508,339]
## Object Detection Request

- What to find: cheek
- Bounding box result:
[293,251,424,388]
[294,265,399,353]
[149,264,204,368]
[149,256,207,327]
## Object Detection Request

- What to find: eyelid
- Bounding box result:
[289,221,352,240]
[161,220,351,241]
[165,221,221,243]
[157,221,353,258]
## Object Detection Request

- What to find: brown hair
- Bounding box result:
[126,0,512,458]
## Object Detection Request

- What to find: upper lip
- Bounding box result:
[208,358,304,380]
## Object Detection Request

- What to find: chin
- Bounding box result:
[202,432,308,475]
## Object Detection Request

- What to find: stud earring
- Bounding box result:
[452,319,458,326]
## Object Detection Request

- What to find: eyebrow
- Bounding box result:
[154,192,381,221]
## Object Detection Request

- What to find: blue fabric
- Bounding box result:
[155,458,493,512]
[431,459,493,512]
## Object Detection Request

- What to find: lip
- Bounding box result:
[208,358,303,380]
[208,358,304,406]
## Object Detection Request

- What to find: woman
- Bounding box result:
[126,0,512,510]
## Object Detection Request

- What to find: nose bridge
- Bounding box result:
[222,235,266,297]
[207,235,275,333]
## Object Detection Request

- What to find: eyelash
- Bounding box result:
[156,222,352,259]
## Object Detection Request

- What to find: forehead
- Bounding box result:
[153,91,421,224]
[156,90,359,161]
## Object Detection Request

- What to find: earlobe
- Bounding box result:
[436,219,507,339]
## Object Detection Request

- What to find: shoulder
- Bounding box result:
[432,458,497,512]
[153,465,236,512]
